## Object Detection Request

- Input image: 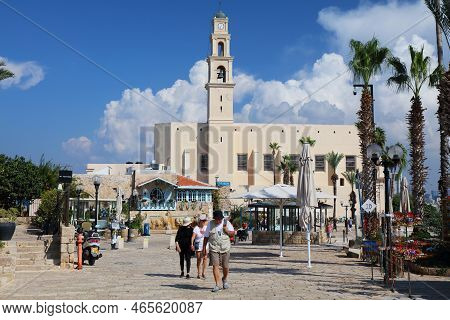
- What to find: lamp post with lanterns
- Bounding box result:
[93,176,101,230]
[340,201,349,241]
[367,142,403,284]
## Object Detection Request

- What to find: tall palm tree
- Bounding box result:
[269,142,281,185]
[299,136,316,147]
[342,171,357,220]
[326,151,344,228]
[0,61,14,81]
[278,155,291,185]
[374,127,386,148]
[349,38,390,208]
[425,0,450,240]
[387,45,441,217]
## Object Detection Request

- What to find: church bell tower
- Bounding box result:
[206,11,235,124]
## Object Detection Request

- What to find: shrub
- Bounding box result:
[129,213,144,230]
[0,208,19,222]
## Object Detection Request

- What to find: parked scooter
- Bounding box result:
[77,228,102,266]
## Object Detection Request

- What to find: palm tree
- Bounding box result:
[374,127,386,148]
[287,159,297,186]
[299,136,316,147]
[0,61,14,81]
[425,0,450,240]
[326,151,344,228]
[277,155,291,185]
[387,45,441,217]
[269,142,281,185]
[349,38,390,208]
[342,171,357,220]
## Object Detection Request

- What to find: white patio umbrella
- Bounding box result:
[296,143,318,268]
[400,177,410,237]
[237,184,296,257]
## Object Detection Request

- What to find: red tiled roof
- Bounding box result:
[177,175,214,188]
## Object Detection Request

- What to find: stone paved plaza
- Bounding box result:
[0,234,449,300]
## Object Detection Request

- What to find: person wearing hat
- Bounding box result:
[202,210,235,292]
[175,217,194,279]
[191,214,208,279]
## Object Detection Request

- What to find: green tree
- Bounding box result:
[277,155,291,185]
[0,61,14,81]
[38,155,61,192]
[349,38,390,207]
[0,155,43,210]
[269,142,281,185]
[387,45,441,217]
[326,151,344,227]
[35,189,62,233]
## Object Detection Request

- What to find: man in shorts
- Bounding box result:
[203,210,235,292]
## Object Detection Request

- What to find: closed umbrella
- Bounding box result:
[297,143,318,268]
[400,177,410,237]
[116,188,123,221]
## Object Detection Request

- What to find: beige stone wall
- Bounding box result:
[59,225,75,270]
[0,242,16,287]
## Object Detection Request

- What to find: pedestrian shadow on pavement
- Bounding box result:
[145,273,180,278]
[161,284,211,290]
[231,251,280,259]
[393,280,450,300]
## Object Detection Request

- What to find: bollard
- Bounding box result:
[342,230,345,243]
[76,232,84,270]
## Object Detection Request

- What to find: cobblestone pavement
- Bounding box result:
[1,234,448,300]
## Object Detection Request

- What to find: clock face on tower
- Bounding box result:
[217,23,224,30]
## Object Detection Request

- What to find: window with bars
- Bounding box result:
[290,154,300,170]
[264,154,274,171]
[200,154,208,172]
[200,191,206,202]
[177,190,186,201]
[315,155,325,172]
[237,154,248,171]
[188,191,196,202]
[346,155,356,171]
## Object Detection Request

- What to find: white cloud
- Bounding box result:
[62,136,92,155]
[97,60,208,158]
[317,0,436,54]
[0,56,44,90]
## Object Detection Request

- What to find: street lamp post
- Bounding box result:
[76,185,83,227]
[129,189,138,242]
[349,198,357,239]
[367,143,402,285]
[93,176,101,231]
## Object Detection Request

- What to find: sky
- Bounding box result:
[0,0,448,193]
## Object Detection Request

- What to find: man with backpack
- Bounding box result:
[203,210,235,293]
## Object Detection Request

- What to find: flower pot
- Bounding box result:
[0,222,16,241]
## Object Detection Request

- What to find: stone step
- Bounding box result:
[16,246,46,254]
[15,264,56,272]
[16,241,46,248]
[17,252,46,260]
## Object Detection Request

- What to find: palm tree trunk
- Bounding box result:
[357,87,376,236]
[437,66,450,240]
[357,87,376,203]
[272,151,276,185]
[283,170,290,185]
[407,96,427,217]
[435,0,444,67]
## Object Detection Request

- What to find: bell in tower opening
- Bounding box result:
[217,66,226,82]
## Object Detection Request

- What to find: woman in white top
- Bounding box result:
[191,214,208,279]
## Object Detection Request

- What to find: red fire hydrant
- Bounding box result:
[76,232,84,270]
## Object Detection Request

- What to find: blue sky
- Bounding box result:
[0,0,446,192]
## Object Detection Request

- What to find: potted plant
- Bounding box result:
[0,208,18,241]
[129,213,144,238]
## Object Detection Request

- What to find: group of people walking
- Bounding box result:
[175,210,235,293]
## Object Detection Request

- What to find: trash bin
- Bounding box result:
[143,223,150,236]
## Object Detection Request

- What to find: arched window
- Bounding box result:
[218,42,224,56]
[217,66,226,83]
[150,188,164,201]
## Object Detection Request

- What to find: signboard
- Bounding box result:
[362,199,376,213]
[58,170,73,183]
[216,181,230,187]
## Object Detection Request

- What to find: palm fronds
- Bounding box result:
[0,61,14,81]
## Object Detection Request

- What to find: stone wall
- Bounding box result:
[0,242,16,288]
[59,226,75,270]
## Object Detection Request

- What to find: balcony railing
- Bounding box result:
[139,200,176,211]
